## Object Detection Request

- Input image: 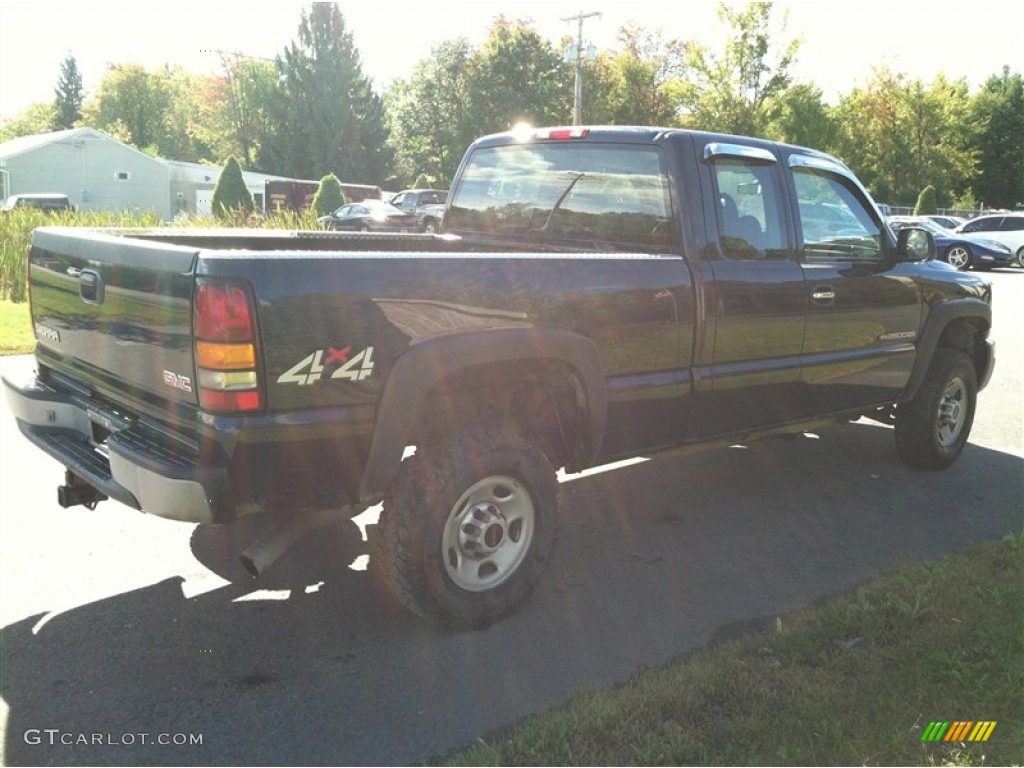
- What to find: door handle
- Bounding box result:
[79,269,105,305]
[810,285,835,304]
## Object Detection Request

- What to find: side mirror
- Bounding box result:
[896,227,935,261]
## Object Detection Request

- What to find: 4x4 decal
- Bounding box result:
[277,346,375,385]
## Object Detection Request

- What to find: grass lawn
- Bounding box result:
[444,534,1023,766]
[0,298,34,355]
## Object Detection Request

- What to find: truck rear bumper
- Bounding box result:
[3,369,223,524]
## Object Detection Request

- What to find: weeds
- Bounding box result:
[0,208,323,303]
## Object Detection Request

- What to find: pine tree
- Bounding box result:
[54,54,84,129]
[274,3,392,184]
[914,185,937,215]
[211,157,255,219]
[312,174,346,216]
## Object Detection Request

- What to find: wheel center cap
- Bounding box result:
[459,503,507,557]
[484,523,504,548]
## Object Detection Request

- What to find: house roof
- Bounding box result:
[0,127,164,166]
[0,128,84,160]
[0,128,313,185]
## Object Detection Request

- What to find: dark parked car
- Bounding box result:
[318,200,417,232]
[1,193,73,213]
[888,216,1013,270]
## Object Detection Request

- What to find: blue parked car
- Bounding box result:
[888,217,1014,270]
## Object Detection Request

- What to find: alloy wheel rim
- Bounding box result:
[947,247,969,269]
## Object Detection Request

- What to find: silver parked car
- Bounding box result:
[955,213,1024,267]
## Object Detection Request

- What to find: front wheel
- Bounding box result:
[1016,246,1024,268]
[373,429,559,628]
[895,349,977,469]
[944,245,973,270]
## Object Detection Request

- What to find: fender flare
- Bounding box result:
[359,328,607,501]
[902,298,992,402]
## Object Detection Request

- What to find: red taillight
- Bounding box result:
[195,282,253,342]
[536,127,590,140]
[198,389,261,412]
[193,279,261,412]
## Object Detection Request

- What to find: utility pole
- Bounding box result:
[561,10,601,126]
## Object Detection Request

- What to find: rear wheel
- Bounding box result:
[944,245,972,270]
[895,349,977,469]
[374,429,559,628]
[1016,246,1024,268]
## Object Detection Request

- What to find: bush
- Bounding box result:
[312,174,346,217]
[413,173,438,189]
[914,185,937,216]
[211,157,255,220]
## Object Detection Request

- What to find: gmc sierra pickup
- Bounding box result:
[4,126,995,628]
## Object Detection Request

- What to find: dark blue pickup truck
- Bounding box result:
[4,126,995,627]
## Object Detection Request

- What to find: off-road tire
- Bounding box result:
[895,348,977,469]
[373,429,559,628]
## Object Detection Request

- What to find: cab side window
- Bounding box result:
[793,169,882,261]
[710,158,788,259]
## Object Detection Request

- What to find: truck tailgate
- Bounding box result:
[29,228,198,406]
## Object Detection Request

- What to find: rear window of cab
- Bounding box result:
[446,143,678,249]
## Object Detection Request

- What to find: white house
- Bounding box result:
[0,127,171,218]
[0,127,315,220]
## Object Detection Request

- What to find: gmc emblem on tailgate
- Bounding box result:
[162,370,193,393]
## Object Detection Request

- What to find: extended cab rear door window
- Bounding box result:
[706,147,789,260]
[446,142,678,249]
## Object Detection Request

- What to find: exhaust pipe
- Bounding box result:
[240,507,351,578]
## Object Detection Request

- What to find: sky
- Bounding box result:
[0,0,1021,123]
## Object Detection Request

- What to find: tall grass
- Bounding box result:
[0,208,324,303]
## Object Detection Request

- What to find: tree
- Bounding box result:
[833,67,914,203]
[161,69,224,163]
[54,53,84,129]
[583,25,688,127]
[215,54,284,170]
[670,2,801,135]
[211,156,255,219]
[834,68,977,206]
[272,3,392,184]
[764,82,837,151]
[83,63,174,152]
[0,102,57,141]
[914,185,937,215]
[971,67,1024,209]
[466,17,572,134]
[312,173,345,216]
[903,76,975,205]
[385,38,476,187]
